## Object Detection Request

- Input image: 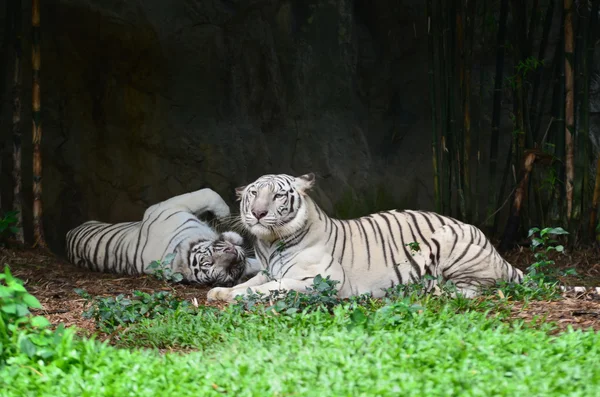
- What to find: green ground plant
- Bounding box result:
[74,288,195,333]
[0,266,76,367]
[490,226,577,301]
[0,212,19,246]
[145,253,184,283]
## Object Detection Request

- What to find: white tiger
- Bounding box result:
[66,188,260,286]
[207,173,599,301]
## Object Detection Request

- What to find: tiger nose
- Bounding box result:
[252,209,268,220]
[224,243,237,254]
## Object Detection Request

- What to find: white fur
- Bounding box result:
[207,174,523,302]
[66,188,258,285]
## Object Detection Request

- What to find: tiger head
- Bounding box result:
[236,173,315,241]
[183,231,248,287]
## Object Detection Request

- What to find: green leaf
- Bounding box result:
[36,349,56,359]
[0,285,13,298]
[19,338,37,357]
[164,253,176,265]
[171,273,184,283]
[528,227,540,237]
[531,238,543,249]
[74,288,90,298]
[7,282,26,292]
[350,308,368,325]
[15,303,30,317]
[30,316,51,328]
[146,261,161,270]
[22,293,42,309]
[2,303,17,314]
[543,227,569,236]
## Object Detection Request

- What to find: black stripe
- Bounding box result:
[101,223,135,272]
[365,217,391,268]
[391,215,422,279]
[405,211,432,252]
[356,220,372,270]
[338,221,348,267]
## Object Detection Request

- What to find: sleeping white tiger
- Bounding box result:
[66,188,260,287]
[207,173,600,301]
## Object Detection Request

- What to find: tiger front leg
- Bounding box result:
[206,271,270,302]
[206,277,317,303]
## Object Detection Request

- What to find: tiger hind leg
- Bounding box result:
[430,223,524,298]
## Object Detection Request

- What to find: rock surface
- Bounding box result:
[1,0,438,254]
[2,0,596,254]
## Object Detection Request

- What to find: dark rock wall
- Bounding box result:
[0,0,542,254]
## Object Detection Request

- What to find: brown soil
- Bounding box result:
[1,245,599,339]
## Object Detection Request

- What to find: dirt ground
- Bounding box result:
[2,245,600,338]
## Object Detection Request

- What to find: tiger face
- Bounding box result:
[236,173,315,241]
[186,231,247,287]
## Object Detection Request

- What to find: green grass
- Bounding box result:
[2,295,599,397]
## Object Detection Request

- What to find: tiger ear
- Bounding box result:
[295,173,315,195]
[235,185,246,201]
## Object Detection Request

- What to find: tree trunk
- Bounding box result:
[31,0,46,248]
[12,0,24,243]
[564,0,575,221]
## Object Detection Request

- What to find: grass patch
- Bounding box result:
[3,296,600,396]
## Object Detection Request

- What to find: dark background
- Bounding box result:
[0,0,598,254]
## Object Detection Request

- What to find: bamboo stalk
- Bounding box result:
[455,0,467,220]
[474,0,487,223]
[485,0,509,233]
[592,159,600,238]
[588,0,600,238]
[462,0,475,222]
[531,0,556,141]
[571,0,588,239]
[493,135,514,235]
[1,1,13,211]
[526,0,540,58]
[31,0,46,248]
[11,0,24,243]
[447,0,459,218]
[427,0,441,214]
[437,1,450,215]
[563,0,575,222]
[550,9,566,226]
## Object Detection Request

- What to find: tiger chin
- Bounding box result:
[207,173,600,302]
[66,188,260,287]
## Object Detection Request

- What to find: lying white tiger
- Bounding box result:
[207,173,599,301]
[66,188,260,287]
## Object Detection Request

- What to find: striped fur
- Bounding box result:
[66,188,260,287]
[207,173,598,302]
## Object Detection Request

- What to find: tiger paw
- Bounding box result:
[206,287,235,302]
